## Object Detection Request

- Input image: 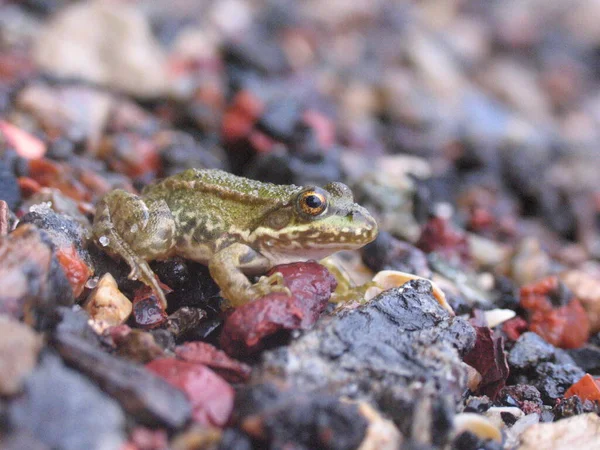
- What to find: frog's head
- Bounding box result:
[252,182,378,264]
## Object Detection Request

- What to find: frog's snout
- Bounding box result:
[349,206,379,243]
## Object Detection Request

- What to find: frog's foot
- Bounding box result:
[104,229,168,309]
[126,256,168,309]
[251,271,292,298]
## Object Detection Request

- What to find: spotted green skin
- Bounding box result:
[93,168,378,307]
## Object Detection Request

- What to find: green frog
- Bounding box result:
[92,169,378,308]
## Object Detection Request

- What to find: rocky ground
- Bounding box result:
[0,1,600,449]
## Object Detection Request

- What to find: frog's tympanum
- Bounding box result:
[93,169,378,308]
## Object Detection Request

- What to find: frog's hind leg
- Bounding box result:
[93,190,175,308]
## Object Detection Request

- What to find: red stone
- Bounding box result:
[146,358,234,427]
[220,261,337,356]
[520,276,590,349]
[502,316,529,341]
[565,374,600,402]
[416,216,471,265]
[55,245,92,298]
[125,427,168,450]
[175,341,251,383]
[132,284,170,329]
[0,120,46,160]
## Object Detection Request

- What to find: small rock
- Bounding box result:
[254,279,475,444]
[484,308,516,328]
[560,270,600,333]
[132,286,169,329]
[146,358,234,427]
[508,332,557,371]
[498,385,543,415]
[564,374,600,403]
[112,328,165,364]
[484,406,524,429]
[234,383,368,450]
[220,262,337,356]
[175,342,251,383]
[504,413,540,449]
[452,413,502,443]
[533,362,585,404]
[53,327,191,428]
[16,83,115,154]
[356,402,403,450]
[361,231,431,278]
[0,119,46,160]
[553,394,600,419]
[510,238,551,286]
[0,316,42,395]
[0,160,20,210]
[519,413,600,450]
[83,273,132,331]
[520,276,590,348]
[34,1,168,98]
[167,306,208,339]
[0,224,74,328]
[8,352,126,450]
[567,345,600,373]
[369,270,454,313]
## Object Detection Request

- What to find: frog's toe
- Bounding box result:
[252,272,291,298]
[128,266,140,280]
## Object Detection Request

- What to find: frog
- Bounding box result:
[92,168,378,308]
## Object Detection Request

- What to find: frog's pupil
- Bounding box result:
[306,195,322,209]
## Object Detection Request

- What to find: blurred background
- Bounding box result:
[0,0,599,262]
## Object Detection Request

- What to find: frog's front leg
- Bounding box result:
[93,190,176,308]
[208,243,291,307]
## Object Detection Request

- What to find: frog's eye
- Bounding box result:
[298,189,328,216]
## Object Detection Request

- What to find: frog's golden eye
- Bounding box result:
[298,189,327,216]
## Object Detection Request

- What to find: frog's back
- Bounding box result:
[143,169,302,252]
[147,169,299,204]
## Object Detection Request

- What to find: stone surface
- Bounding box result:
[0,316,42,395]
[519,413,600,450]
[52,319,192,429]
[8,352,126,450]
[0,224,74,328]
[34,1,168,98]
[252,280,475,445]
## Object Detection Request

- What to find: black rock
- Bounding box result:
[508,332,574,371]
[256,99,303,142]
[379,383,454,446]
[464,396,492,413]
[553,395,600,420]
[532,362,585,404]
[0,431,49,450]
[567,345,600,373]
[361,231,431,277]
[451,431,503,450]
[254,280,476,444]
[245,146,343,187]
[218,428,253,450]
[223,32,290,76]
[8,352,126,450]
[0,225,74,330]
[233,383,368,450]
[0,159,20,210]
[52,323,191,429]
[159,132,226,177]
[151,261,223,315]
[497,385,543,412]
[19,204,91,251]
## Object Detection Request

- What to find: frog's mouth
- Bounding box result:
[255,227,378,265]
